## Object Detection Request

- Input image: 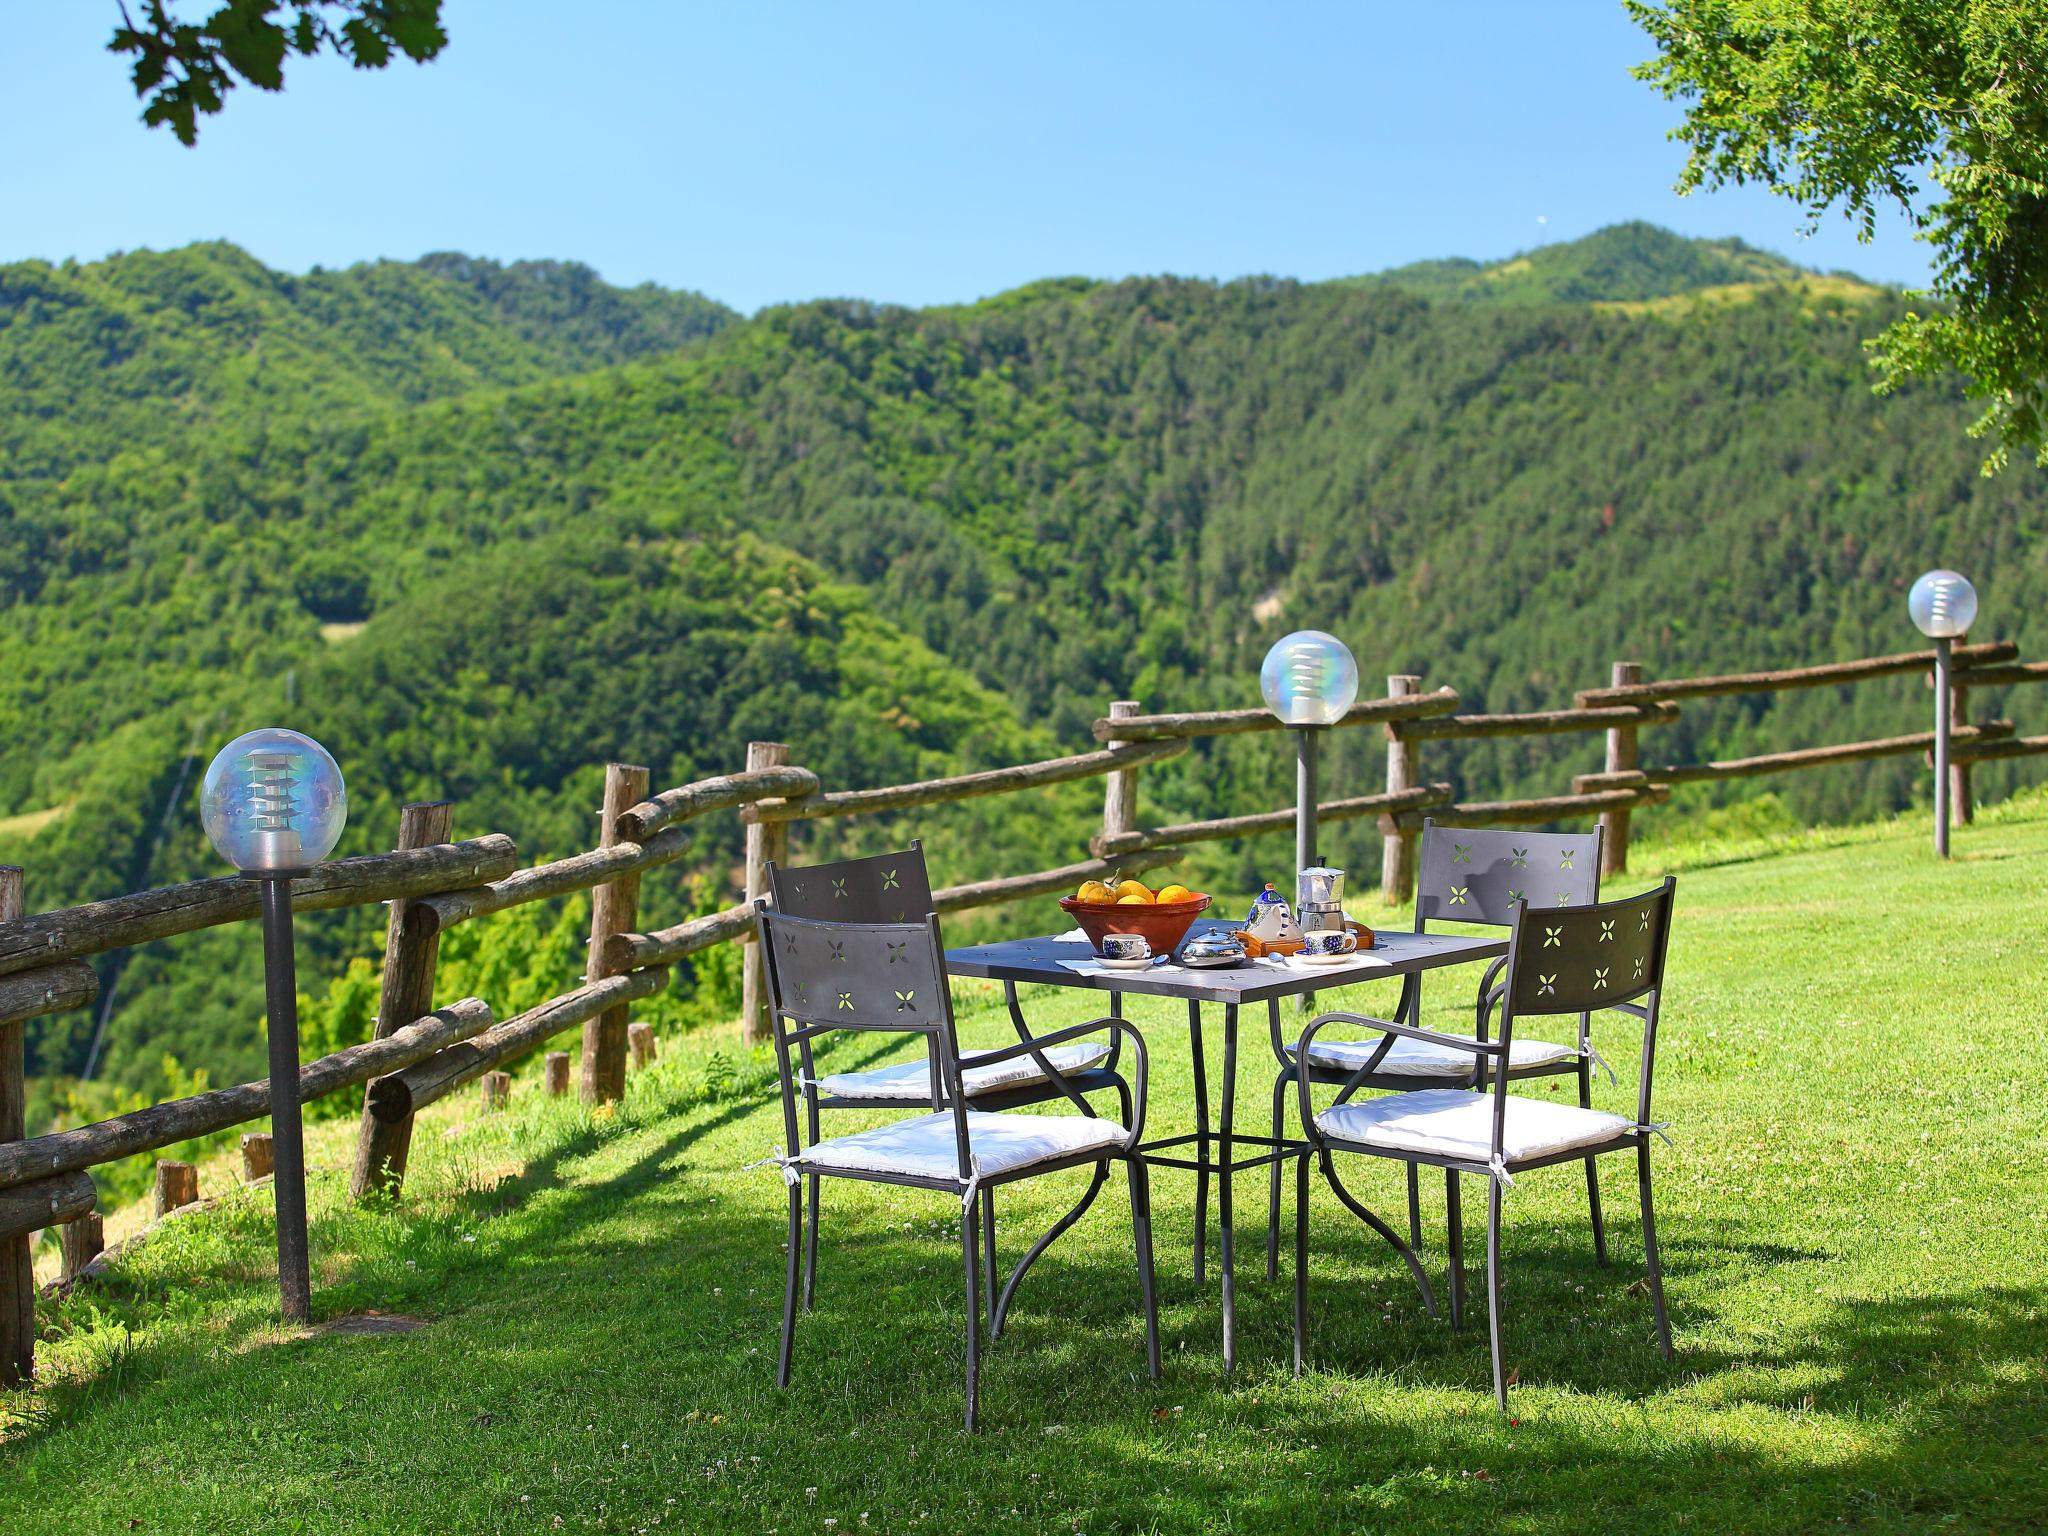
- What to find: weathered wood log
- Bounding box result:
[241,1133,274,1181]
[1601,663,1645,877]
[1100,701,1142,850]
[370,970,668,1123]
[60,1212,103,1281]
[412,826,692,934]
[606,904,756,972]
[616,766,821,842]
[628,1022,655,1071]
[0,997,493,1191]
[1392,700,1679,741]
[1947,732,2048,764]
[1091,687,1461,742]
[740,744,790,1048]
[931,848,1182,916]
[154,1160,198,1218]
[1381,676,1423,905]
[350,802,454,1202]
[0,868,31,1382]
[1573,640,2018,706]
[0,835,519,979]
[583,763,648,1104]
[479,1072,511,1111]
[1093,784,1453,857]
[0,1170,95,1240]
[0,959,98,1027]
[743,739,1188,824]
[1573,723,2015,790]
[1944,658,2048,688]
[1401,787,1670,830]
[543,1052,571,1096]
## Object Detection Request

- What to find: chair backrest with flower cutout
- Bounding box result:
[1414,820,1603,929]
[767,843,934,926]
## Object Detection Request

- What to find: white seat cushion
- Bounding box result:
[794,1110,1129,1182]
[814,1042,1112,1103]
[1297,1029,1578,1078]
[1316,1087,1632,1165]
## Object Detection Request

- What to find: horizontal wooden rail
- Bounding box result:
[607,904,757,972]
[0,1169,95,1240]
[0,998,492,1190]
[413,827,692,934]
[616,766,821,842]
[742,741,1187,825]
[1573,723,2014,791]
[1089,688,1461,742]
[1399,786,1670,830]
[1393,702,1680,741]
[0,959,97,1026]
[1950,732,2048,764]
[1944,659,2048,689]
[1574,640,2017,706]
[0,838,518,980]
[930,848,1182,915]
[368,970,668,1123]
[1092,785,1454,857]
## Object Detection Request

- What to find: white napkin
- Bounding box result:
[1058,957,1173,978]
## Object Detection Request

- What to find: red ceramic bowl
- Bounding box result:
[1058,893,1213,957]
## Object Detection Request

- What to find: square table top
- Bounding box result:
[944,919,1507,1006]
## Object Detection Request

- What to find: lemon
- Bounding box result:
[1112,879,1155,903]
[1075,879,1114,904]
[1155,883,1195,905]
[1116,893,1150,905]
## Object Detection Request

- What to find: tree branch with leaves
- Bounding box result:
[1632,0,2048,471]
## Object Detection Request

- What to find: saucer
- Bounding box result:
[1092,954,1158,970]
[1297,950,1357,966]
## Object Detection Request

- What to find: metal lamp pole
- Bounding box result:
[1932,636,1953,861]
[256,873,311,1322]
[1295,726,1319,874]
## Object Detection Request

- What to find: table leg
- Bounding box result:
[1219,1002,1239,1374]
[1187,999,1209,1283]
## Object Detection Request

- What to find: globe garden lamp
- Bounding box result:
[200,728,346,1323]
[1259,631,1360,877]
[1906,571,1977,861]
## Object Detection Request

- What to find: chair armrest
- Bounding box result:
[969,1018,1149,1144]
[1294,1011,1503,1147]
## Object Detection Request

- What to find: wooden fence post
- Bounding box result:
[582,763,649,1102]
[0,867,30,1385]
[154,1159,198,1217]
[1600,662,1643,875]
[480,1071,511,1111]
[1952,678,1974,825]
[1101,700,1142,855]
[350,801,454,1201]
[241,1133,274,1181]
[544,1051,571,1096]
[628,1022,655,1071]
[1379,677,1421,905]
[60,1213,103,1283]
[740,742,792,1047]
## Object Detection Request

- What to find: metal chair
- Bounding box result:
[1291,877,1679,1409]
[767,843,1131,1315]
[1264,820,1611,1278]
[758,903,1161,1432]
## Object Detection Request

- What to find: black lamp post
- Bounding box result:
[200,729,346,1323]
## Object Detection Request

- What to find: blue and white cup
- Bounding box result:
[1304,929,1358,956]
[1101,933,1152,961]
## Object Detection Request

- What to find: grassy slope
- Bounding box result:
[3,801,2046,1534]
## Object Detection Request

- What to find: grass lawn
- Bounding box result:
[3,801,2046,1534]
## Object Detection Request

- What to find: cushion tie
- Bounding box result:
[1578,1042,1620,1087]
[1638,1120,1675,1147]
[958,1153,985,1214]
[1488,1154,1517,1189]
[745,1146,802,1188]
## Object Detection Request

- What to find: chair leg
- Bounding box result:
[1581,1061,1608,1266]
[779,1181,801,1389]
[1267,1072,1287,1282]
[963,1194,982,1434]
[981,1185,999,1328]
[1445,1167,1465,1331]
[1407,1162,1423,1251]
[1486,1177,1507,1412]
[1292,1151,1310,1376]
[1638,1143,1674,1359]
[802,1172,821,1311]
[1128,1158,1162,1379]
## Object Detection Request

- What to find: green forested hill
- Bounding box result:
[3,223,2042,1092]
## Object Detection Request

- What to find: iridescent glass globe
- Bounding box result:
[1259,630,1359,726]
[1908,570,1977,639]
[200,728,347,873]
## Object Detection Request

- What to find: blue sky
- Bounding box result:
[3,1,1930,312]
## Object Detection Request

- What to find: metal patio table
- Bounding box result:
[945,919,1507,1371]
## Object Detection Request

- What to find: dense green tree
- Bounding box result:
[1633,0,2048,470]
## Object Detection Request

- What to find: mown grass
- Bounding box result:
[3,800,2046,1533]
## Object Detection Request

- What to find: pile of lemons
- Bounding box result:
[1075,876,1197,906]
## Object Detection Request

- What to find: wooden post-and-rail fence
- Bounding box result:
[3,634,2047,1385]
